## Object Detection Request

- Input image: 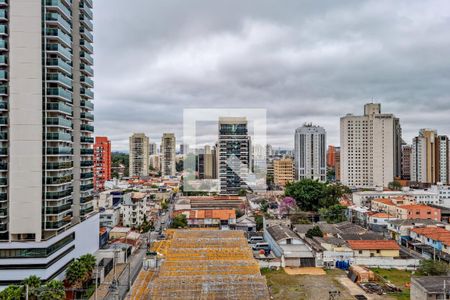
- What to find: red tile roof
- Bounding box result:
[372,198,394,206]
[347,240,400,250]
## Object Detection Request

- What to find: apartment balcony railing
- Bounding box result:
[46,43,72,60]
[80,124,94,132]
[46,117,72,129]
[45,219,71,229]
[46,147,72,155]
[80,39,93,54]
[46,161,73,170]
[46,175,73,185]
[45,189,72,200]
[45,203,72,215]
[46,132,72,142]
[46,58,72,76]
[80,148,94,155]
[81,100,94,110]
[81,76,94,88]
[47,73,72,89]
[80,136,94,144]
[46,102,72,115]
[45,28,71,48]
[45,0,72,20]
[45,13,71,34]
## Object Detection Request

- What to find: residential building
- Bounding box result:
[401,144,412,180]
[371,199,441,221]
[235,215,256,232]
[294,124,327,182]
[352,188,440,207]
[218,117,251,194]
[120,192,148,228]
[99,207,121,228]
[94,136,111,191]
[198,145,216,179]
[368,213,397,232]
[327,145,337,168]
[335,147,341,182]
[129,133,149,177]
[273,158,294,187]
[161,133,176,176]
[340,103,402,188]
[149,154,160,172]
[411,276,450,300]
[179,144,189,155]
[148,142,158,155]
[173,209,236,229]
[0,0,98,284]
[411,129,449,185]
[409,227,450,255]
[387,218,444,243]
[347,240,400,258]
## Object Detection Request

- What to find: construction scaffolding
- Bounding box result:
[138,229,270,300]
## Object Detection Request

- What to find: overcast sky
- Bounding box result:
[94,0,450,152]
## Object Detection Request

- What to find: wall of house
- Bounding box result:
[353,249,400,257]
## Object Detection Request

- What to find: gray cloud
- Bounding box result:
[94,0,450,151]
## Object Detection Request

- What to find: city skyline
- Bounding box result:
[93,0,450,151]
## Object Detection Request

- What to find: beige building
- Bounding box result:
[161,133,176,176]
[340,103,402,189]
[129,133,149,177]
[274,158,294,187]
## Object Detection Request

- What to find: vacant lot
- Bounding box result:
[262,268,355,300]
[371,268,412,300]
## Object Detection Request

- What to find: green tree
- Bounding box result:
[238,189,247,196]
[285,179,328,211]
[255,215,264,231]
[319,204,347,224]
[0,285,22,300]
[65,259,88,289]
[306,226,323,238]
[171,214,188,228]
[79,254,96,276]
[21,275,41,300]
[39,280,65,300]
[388,181,402,191]
[417,259,449,276]
[259,199,269,213]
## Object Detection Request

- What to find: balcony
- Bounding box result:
[45,13,71,34]
[80,183,93,191]
[47,87,72,102]
[46,175,73,185]
[45,189,72,200]
[0,1,7,7]
[46,161,73,170]
[45,219,71,230]
[0,148,6,156]
[80,88,94,99]
[0,207,7,218]
[80,76,94,88]
[80,51,93,65]
[0,223,6,232]
[45,0,71,20]
[46,132,72,142]
[46,102,72,115]
[81,100,94,110]
[80,64,93,76]
[80,28,93,43]
[0,9,7,21]
[0,116,6,125]
[80,206,94,215]
[46,43,72,60]
[0,192,6,202]
[0,177,7,186]
[0,55,7,65]
[0,70,6,81]
[80,124,94,132]
[45,203,72,215]
[46,147,72,155]
[0,162,7,170]
[0,85,6,95]
[80,195,93,203]
[0,101,6,110]
[81,148,94,155]
[47,58,72,75]
[79,2,93,19]
[80,14,93,31]
[46,117,72,129]
[0,25,7,36]
[80,136,94,144]
[81,172,93,179]
[80,39,93,54]
[80,112,94,121]
[47,73,72,89]
[0,39,6,51]
[45,28,71,48]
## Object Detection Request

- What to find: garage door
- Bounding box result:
[300,258,315,267]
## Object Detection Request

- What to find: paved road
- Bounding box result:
[400,245,424,260]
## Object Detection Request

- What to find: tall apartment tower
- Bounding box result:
[274,158,294,187]
[148,142,157,155]
[94,136,111,191]
[294,124,327,182]
[411,129,449,185]
[198,145,216,179]
[161,133,176,176]
[401,144,412,180]
[129,133,149,177]
[218,117,251,194]
[0,0,99,284]
[327,145,337,168]
[340,103,402,188]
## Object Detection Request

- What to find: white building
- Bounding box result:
[294,124,326,182]
[120,193,148,228]
[129,133,150,177]
[100,207,121,228]
[0,0,98,286]
[340,103,402,189]
[161,133,176,176]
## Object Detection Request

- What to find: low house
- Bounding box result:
[99,206,121,228]
[264,225,315,267]
[109,226,131,240]
[371,199,441,221]
[368,212,398,232]
[387,218,444,244]
[236,215,256,232]
[347,240,400,258]
[411,276,450,300]
[294,223,341,238]
[409,227,450,255]
[173,209,236,229]
[121,192,148,228]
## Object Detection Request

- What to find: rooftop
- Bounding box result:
[387,218,444,226]
[412,276,450,294]
[267,225,300,242]
[347,240,400,250]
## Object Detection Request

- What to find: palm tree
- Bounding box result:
[21,275,41,300]
[39,280,65,300]
[65,260,87,289]
[79,253,96,280]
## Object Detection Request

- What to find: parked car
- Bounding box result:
[252,243,270,251]
[248,236,264,244]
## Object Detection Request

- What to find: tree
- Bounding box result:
[22,275,41,300]
[306,226,323,238]
[285,179,328,211]
[65,260,88,289]
[255,215,264,231]
[278,197,297,216]
[171,214,188,228]
[79,254,96,275]
[39,280,65,300]
[238,189,247,196]
[0,285,22,300]
[388,181,402,191]
[417,259,449,276]
[319,204,347,224]
[259,199,269,213]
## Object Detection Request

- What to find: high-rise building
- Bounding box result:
[148,142,158,155]
[218,117,251,194]
[198,145,216,179]
[0,0,98,284]
[335,147,341,182]
[411,129,449,185]
[340,103,402,188]
[294,124,327,182]
[273,158,294,187]
[327,145,337,168]
[179,143,189,155]
[401,144,412,180]
[161,133,176,176]
[129,133,149,177]
[94,136,111,191]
